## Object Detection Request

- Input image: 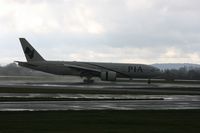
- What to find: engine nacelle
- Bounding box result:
[101,71,117,81]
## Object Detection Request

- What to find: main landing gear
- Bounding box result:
[83,76,94,84]
[148,79,151,84]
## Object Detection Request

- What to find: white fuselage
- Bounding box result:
[18,61,161,79]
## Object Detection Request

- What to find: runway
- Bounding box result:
[0,93,200,111]
[1,80,200,95]
[0,76,200,111]
[1,97,200,111]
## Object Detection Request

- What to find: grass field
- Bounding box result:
[0,110,199,133]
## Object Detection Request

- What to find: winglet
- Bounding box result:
[19,38,45,62]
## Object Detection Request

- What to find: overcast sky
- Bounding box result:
[1,0,200,65]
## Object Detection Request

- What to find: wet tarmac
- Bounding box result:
[1,81,200,95]
[0,92,199,111]
[2,80,200,88]
[1,99,200,111]
[0,77,200,111]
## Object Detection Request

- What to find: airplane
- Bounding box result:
[16,38,161,83]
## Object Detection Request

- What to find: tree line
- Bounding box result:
[0,63,49,76]
[161,67,200,80]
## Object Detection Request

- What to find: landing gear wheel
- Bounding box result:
[148,79,151,84]
[83,78,94,84]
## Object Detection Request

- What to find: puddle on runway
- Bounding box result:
[0,100,200,111]
[0,93,200,101]
[0,94,199,111]
[1,79,200,111]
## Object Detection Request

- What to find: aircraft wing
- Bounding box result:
[63,64,101,73]
[64,63,131,78]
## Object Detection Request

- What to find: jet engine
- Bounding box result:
[100,71,117,81]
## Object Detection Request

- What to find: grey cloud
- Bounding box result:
[1,0,200,64]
